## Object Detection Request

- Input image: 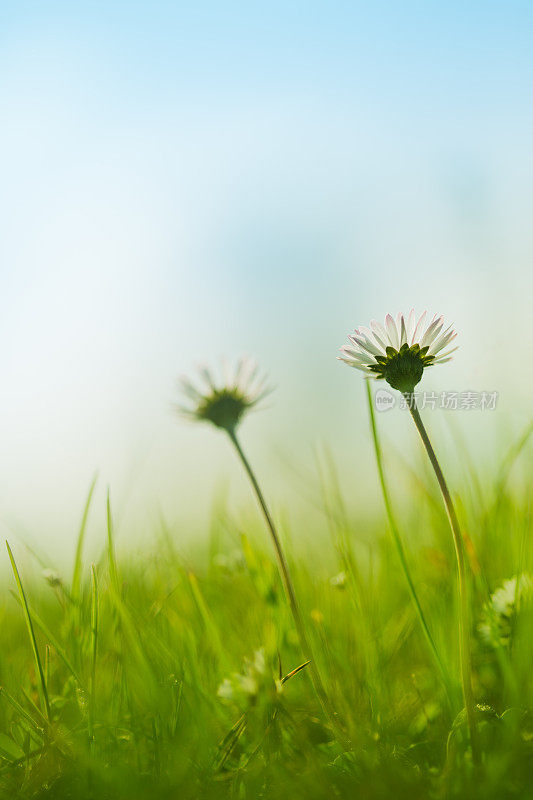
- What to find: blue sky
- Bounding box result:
[0,1,531,558]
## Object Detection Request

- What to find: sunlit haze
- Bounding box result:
[1,2,531,560]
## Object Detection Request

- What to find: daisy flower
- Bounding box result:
[177,355,336,727]
[342,309,479,760]
[178,357,270,433]
[479,574,533,648]
[338,310,457,392]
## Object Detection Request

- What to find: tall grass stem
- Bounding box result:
[366,382,453,705]
[227,428,338,731]
[405,395,480,766]
[89,563,99,744]
[72,474,98,603]
[6,541,51,722]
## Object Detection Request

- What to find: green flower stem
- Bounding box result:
[405,394,480,766]
[366,382,453,706]
[227,428,337,730]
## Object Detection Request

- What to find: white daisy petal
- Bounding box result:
[341,345,375,365]
[351,333,382,357]
[370,320,390,350]
[199,366,216,389]
[396,311,403,331]
[241,361,260,391]
[347,335,373,356]
[237,357,254,390]
[411,310,427,345]
[419,312,437,343]
[180,378,202,400]
[406,308,415,342]
[429,330,457,356]
[358,325,386,355]
[337,356,370,372]
[433,345,458,361]
[428,322,454,346]
[357,325,373,338]
[385,314,399,349]
[399,314,408,346]
[421,316,444,348]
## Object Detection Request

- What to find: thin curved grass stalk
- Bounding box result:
[72,473,98,603]
[89,563,99,746]
[404,394,480,766]
[106,490,119,593]
[496,418,533,496]
[366,381,454,707]
[188,571,230,669]
[9,590,84,688]
[0,686,45,736]
[6,541,51,722]
[226,428,339,733]
[315,447,381,707]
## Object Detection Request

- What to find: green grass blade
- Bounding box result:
[72,473,98,603]
[280,660,310,685]
[0,687,45,736]
[6,541,51,721]
[89,563,99,742]
[188,572,227,664]
[106,490,119,593]
[9,590,84,689]
[497,418,533,493]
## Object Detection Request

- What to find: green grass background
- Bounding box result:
[0,416,532,800]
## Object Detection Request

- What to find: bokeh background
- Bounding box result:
[1,1,531,561]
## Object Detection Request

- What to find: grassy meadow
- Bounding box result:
[0,409,532,799]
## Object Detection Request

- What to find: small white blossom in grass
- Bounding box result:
[329,571,347,589]
[212,549,246,574]
[478,574,533,648]
[338,310,458,392]
[178,357,270,433]
[217,649,311,708]
[217,648,274,705]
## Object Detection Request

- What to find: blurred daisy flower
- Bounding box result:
[338,310,457,392]
[178,357,270,433]
[329,571,348,589]
[478,574,533,648]
[217,648,311,708]
[217,648,276,705]
[178,358,333,724]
